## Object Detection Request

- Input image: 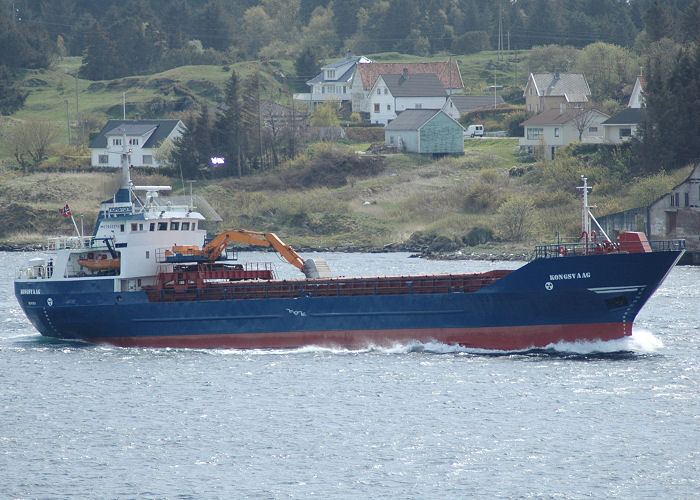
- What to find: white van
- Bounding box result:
[465,124,484,138]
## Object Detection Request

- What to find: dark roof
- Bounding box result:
[90,120,183,149]
[323,55,364,70]
[385,109,443,131]
[602,107,645,125]
[530,73,591,101]
[380,73,447,97]
[306,64,356,85]
[450,95,504,113]
[521,108,608,126]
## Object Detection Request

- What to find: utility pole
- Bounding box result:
[65,100,71,145]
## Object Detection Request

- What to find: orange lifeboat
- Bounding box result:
[78,257,121,271]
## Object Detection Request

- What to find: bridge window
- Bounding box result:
[157,222,168,231]
[170,221,179,230]
[181,222,190,230]
[131,223,138,231]
[150,223,155,231]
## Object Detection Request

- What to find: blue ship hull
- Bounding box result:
[14,250,683,351]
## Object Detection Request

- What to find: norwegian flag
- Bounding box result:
[59,204,71,217]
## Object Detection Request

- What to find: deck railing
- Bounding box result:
[534,239,685,259]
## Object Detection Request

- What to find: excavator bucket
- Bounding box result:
[303,258,332,279]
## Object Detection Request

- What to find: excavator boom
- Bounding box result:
[169,229,331,278]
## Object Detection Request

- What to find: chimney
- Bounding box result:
[400,68,409,83]
[554,72,560,80]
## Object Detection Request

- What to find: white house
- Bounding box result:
[294,54,371,109]
[90,120,185,168]
[523,72,591,113]
[369,71,448,125]
[628,75,647,109]
[350,61,463,114]
[519,106,609,160]
[601,108,645,144]
[443,94,505,121]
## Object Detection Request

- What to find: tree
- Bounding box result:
[9,120,58,172]
[571,107,600,142]
[214,70,242,177]
[241,72,264,171]
[496,196,538,242]
[0,65,28,115]
[170,118,199,179]
[310,101,339,127]
[294,46,320,92]
[79,22,121,80]
[575,42,638,101]
[643,0,673,44]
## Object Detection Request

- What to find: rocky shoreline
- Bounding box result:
[1,241,531,261]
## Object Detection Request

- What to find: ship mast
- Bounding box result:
[577,175,612,250]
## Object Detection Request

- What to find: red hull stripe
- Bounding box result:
[85,322,629,351]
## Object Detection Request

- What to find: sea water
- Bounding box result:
[1,251,698,499]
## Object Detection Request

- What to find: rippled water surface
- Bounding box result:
[1,251,698,498]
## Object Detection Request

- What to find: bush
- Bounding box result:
[345,127,384,142]
[504,110,530,138]
[495,196,538,242]
[462,182,503,212]
[463,226,494,246]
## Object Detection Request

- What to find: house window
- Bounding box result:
[589,126,599,133]
[529,87,533,95]
[685,192,690,207]
[343,86,346,94]
[112,138,122,146]
[415,103,422,109]
[120,224,125,232]
[527,127,544,140]
[98,155,108,164]
[321,86,325,94]
[527,104,531,111]
[387,104,391,111]
[145,251,150,259]
[675,193,680,206]
[128,138,139,145]
[554,128,559,137]
[143,155,152,165]
[389,136,394,145]
[374,103,380,113]
[326,69,335,79]
[535,104,540,112]
[619,127,632,138]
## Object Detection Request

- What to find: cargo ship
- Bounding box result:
[14,135,685,350]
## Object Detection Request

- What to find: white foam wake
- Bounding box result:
[544,327,663,354]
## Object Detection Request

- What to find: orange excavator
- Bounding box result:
[165,229,332,279]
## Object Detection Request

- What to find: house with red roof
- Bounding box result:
[350,61,463,114]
